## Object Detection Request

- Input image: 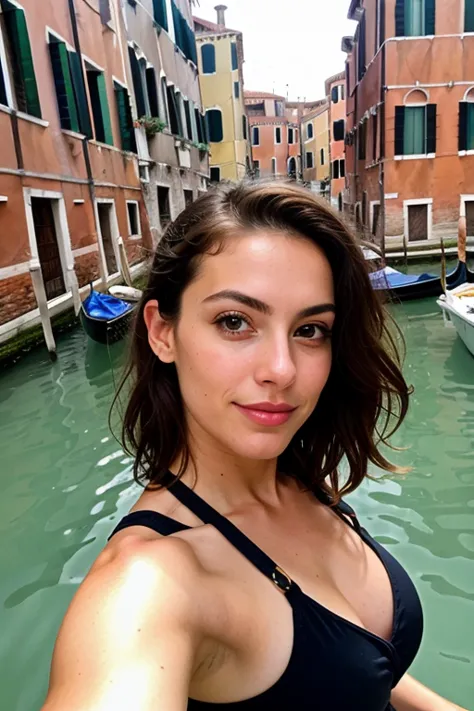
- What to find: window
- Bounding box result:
[242,114,247,140]
[184,98,192,140]
[275,126,282,144]
[0,1,41,117]
[206,109,223,142]
[271,157,277,175]
[234,81,239,99]
[340,159,345,178]
[346,63,351,96]
[99,0,111,24]
[466,0,474,31]
[157,186,171,228]
[145,66,159,117]
[333,119,345,141]
[128,47,146,117]
[331,86,339,104]
[152,0,168,31]
[252,126,259,145]
[231,42,238,70]
[395,0,436,37]
[126,201,141,236]
[183,189,193,207]
[288,127,294,144]
[160,77,169,125]
[341,85,345,100]
[332,161,340,179]
[357,13,366,81]
[48,35,92,136]
[320,148,325,165]
[86,66,113,145]
[371,112,378,161]
[194,107,205,143]
[253,159,260,177]
[306,151,314,169]
[459,101,474,151]
[306,122,314,140]
[395,104,436,155]
[358,119,367,160]
[210,166,220,182]
[114,82,136,152]
[201,43,215,74]
[166,84,182,135]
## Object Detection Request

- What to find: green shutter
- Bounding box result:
[68,51,93,138]
[49,40,79,132]
[115,83,136,152]
[152,0,168,31]
[231,42,238,70]
[0,56,7,105]
[96,72,113,145]
[404,106,425,154]
[467,104,474,151]
[465,0,474,31]
[172,2,185,53]
[4,6,41,117]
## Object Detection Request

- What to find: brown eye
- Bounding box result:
[215,312,251,335]
[295,324,330,340]
[222,316,245,331]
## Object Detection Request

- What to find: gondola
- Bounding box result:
[369,260,473,301]
[438,283,474,358]
[80,288,136,345]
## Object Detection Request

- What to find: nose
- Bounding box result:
[254,332,297,390]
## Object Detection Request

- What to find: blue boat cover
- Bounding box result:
[83,290,133,321]
[370,267,436,290]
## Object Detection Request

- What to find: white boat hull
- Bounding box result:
[438,288,474,357]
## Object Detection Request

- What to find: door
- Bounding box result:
[466,201,474,237]
[97,203,118,274]
[372,204,380,236]
[408,204,428,241]
[31,197,66,300]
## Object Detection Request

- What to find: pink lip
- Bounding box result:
[234,402,297,427]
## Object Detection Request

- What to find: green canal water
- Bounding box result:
[1,299,474,710]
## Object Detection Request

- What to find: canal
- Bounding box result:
[0,298,473,710]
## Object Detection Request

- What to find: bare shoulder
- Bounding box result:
[42,535,212,711]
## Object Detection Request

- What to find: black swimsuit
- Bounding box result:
[111,477,424,710]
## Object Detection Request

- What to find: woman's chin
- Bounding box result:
[226,431,294,462]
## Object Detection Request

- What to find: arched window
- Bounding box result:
[288,156,296,177]
[396,89,435,156]
[206,108,223,142]
[252,126,259,145]
[201,44,216,74]
[271,157,277,175]
[306,122,313,139]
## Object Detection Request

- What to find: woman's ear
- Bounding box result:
[143,300,176,363]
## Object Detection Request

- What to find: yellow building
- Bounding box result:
[194,6,249,182]
[301,100,330,193]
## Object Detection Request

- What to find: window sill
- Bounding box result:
[459,150,474,156]
[89,139,118,151]
[62,128,87,140]
[128,234,142,240]
[16,111,49,128]
[394,153,436,161]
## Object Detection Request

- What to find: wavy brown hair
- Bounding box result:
[115,181,410,502]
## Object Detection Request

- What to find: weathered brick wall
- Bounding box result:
[0,273,36,326]
[75,252,100,288]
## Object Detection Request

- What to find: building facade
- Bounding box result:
[326,71,346,209]
[300,100,330,193]
[344,0,474,244]
[245,91,300,178]
[194,6,249,182]
[0,0,208,346]
[125,0,209,242]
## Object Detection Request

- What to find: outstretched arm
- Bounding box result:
[391,673,470,711]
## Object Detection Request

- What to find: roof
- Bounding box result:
[247,116,290,126]
[244,90,285,101]
[325,71,345,95]
[193,16,240,35]
[301,101,329,121]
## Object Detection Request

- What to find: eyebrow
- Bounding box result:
[202,290,336,319]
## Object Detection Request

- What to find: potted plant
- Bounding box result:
[135,116,166,138]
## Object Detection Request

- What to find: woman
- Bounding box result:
[43,183,468,711]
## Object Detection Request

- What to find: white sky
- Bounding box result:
[194,0,357,100]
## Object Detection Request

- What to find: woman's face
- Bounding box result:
[146,230,335,463]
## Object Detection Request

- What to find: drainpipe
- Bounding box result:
[379,0,386,264]
[67,0,107,287]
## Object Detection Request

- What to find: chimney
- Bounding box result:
[215,4,227,27]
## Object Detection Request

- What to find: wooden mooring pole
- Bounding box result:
[29,259,57,361]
